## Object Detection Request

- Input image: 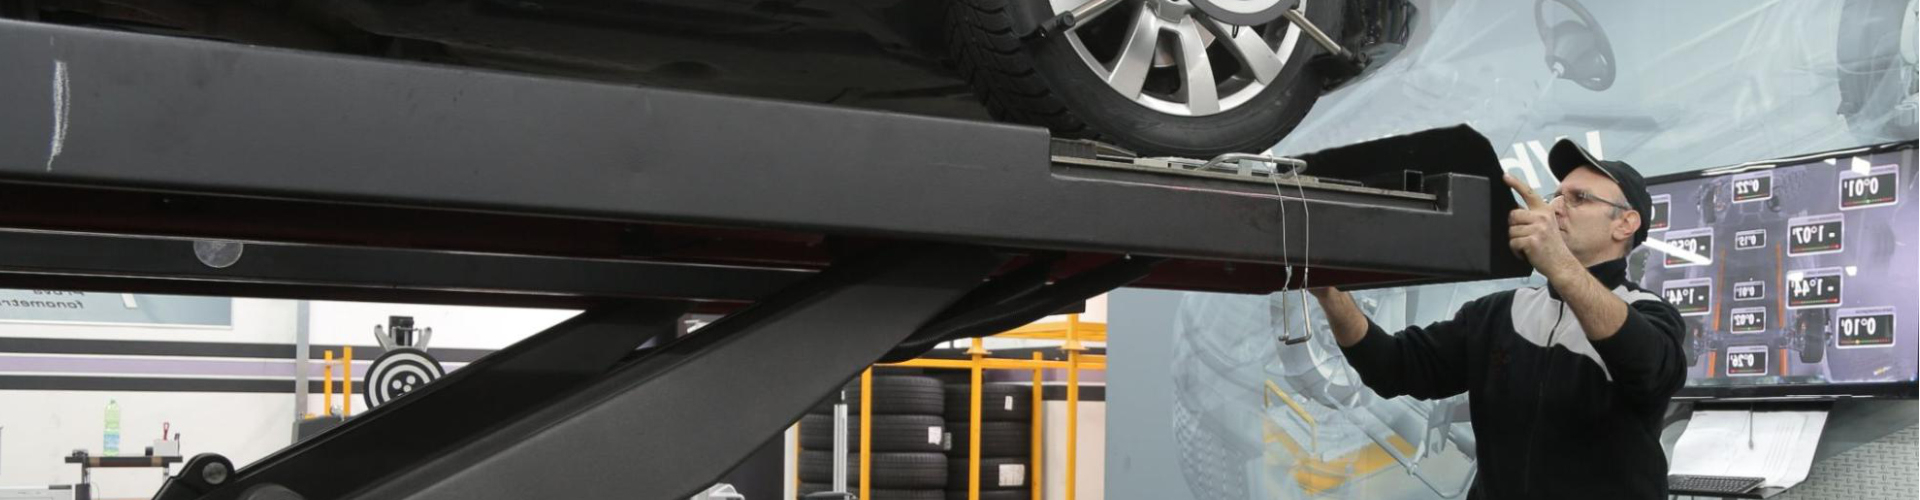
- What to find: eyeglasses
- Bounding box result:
[1545,189,1633,214]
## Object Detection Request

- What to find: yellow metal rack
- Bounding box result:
[825,314,1106,500]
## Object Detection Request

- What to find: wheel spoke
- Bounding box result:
[1205,18,1284,84]
[1049,0,1123,23]
[1174,20,1220,115]
[1107,7,1161,100]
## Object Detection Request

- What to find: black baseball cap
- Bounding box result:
[1547,139,1652,249]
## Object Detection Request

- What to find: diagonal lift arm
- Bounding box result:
[155,245,1012,500]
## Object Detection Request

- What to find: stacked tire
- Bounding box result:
[943,383,1032,500]
[799,375,949,499]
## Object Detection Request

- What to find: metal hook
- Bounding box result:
[1202,152,1308,176]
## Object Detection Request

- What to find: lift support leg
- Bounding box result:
[154,245,1005,500]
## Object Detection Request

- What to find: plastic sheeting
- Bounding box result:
[1276,0,1917,186]
[1170,282,1528,499]
[1172,1,1915,498]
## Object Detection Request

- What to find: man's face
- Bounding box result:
[1552,167,1639,262]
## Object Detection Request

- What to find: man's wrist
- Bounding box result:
[1539,248,1585,285]
[1308,289,1370,348]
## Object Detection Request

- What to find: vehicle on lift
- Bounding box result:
[0,15,1525,499]
[0,0,1414,158]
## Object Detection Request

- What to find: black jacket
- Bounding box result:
[1339,258,1686,499]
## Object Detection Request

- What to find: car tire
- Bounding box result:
[943,384,1033,422]
[947,490,1029,500]
[1800,332,1826,364]
[947,457,1031,491]
[1684,325,1702,367]
[948,0,1345,157]
[811,375,947,416]
[1835,0,1919,142]
[944,420,1031,457]
[1795,310,1830,365]
[801,414,949,453]
[800,451,950,489]
[800,483,946,500]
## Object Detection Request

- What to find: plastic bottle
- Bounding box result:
[103,399,121,457]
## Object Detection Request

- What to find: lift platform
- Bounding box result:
[0,18,1525,500]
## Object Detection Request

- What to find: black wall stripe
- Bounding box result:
[0,376,1110,400]
[0,375,295,393]
[0,338,293,359]
[0,338,495,363]
[0,375,385,394]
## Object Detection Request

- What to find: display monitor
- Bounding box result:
[1631,142,1917,399]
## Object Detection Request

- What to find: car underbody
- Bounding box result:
[5,0,992,118]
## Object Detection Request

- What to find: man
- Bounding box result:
[1308,139,1685,499]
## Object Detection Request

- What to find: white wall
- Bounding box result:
[302,301,581,418]
[1041,399,1105,500]
[967,295,1111,352]
[0,391,294,499]
[307,301,579,351]
[0,298,303,499]
[0,298,587,499]
[1040,294,1107,324]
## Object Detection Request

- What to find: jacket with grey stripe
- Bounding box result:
[1339,258,1687,499]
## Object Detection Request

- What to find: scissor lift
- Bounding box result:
[0,18,1526,500]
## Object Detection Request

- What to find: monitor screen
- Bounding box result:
[1631,142,1918,399]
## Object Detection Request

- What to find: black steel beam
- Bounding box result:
[882,255,1162,361]
[353,245,997,500]
[0,230,807,308]
[153,300,692,500]
[0,20,1523,292]
[150,244,1001,500]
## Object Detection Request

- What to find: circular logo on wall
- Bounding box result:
[363,347,444,409]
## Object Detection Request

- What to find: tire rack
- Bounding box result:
[831,314,1107,500]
